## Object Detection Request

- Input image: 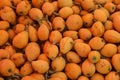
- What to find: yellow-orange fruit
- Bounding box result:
[29,8,43,22]
[49,30,62,44]
[59,7,73,19]
[42,2,55,16]
[28,25,38,42]
[20,61,33,76]
[100,43,117,57]
[78,28,92,41]
[104,30,120,43]
[32,60,49,73]
[111,54,120,71]
[60,37,74,54]
[94,9,107,22]
[80,0,95,11]
[91,21,105,37]
[105,0,112,2]
[0,30,9,46]
[30,73,45,80]
[105,71,119,80]
[58,0,73,8]
[0,77,4,80]
[72,5,80,14]
[117,45,120,53]
[117,5,120,10]
[63,31,78,40]
[12,67,20,75]
[51,72,67,80]
[104,20,113,30]
[0,59,15,76]
[51,57,66,72]
[82,13,93,27]
[74,39,84,43]
[96,59,112,74]
[21,76,36,80]
[66,51,81,63]
[13,0,22,6]
[8,29,15,40]
[43,41,52,53]
[113,15,120,32]
[99,8,110,18]
[38,53,50,64]
[74,42,91,57]
[45,44,58,60]
[65,63,81,79]
[16,1,31,15]
[94,0,106,4]
[80,10,89,16]
[32,0,44,8]
[89,37,105,50]
[18,16,34,25]
[110,11,120,19]
[25,42,40,61]
[0,0,12,8]
[12,31,28,49]
[52,17,65,32]
[5,45,16,57]
[78,76,89,80]
[113,0,120,5]
[88,51,101,63]
[11,53,25,67]
[14,24,25,33]
[66,14,83,30]
[104,2,116,13]
[91,73,104,80]
[0,49,10,61]
[82,59,95,77]
[52,1,58,11]
[49,77,63,80]
[0,21,10,30]
[1,6,16,25]
[37,24,49,41]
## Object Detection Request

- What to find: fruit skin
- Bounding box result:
[42,2,55,16]
[91,21,105,37]
[51,72,67,80]
[30,73,45,80]
[0,49,10,60]
[91,73,104,80]
[88,51,101,63]
[104,30,120,43]
[96,59,112,74]
[65,63,81,79]
[32,60,49,74]
[51,57,66,72]
[113,15,120,32]
[0,59,16,76]
[25,42,41,61]
[78,76,89,80]
[58,0,73,8]
[82,59,95,77]
[66,14,83,31]
[74,42,91,57]
[20,61,33,76]
[111,54,120,72]
[12,31,28,49]
[21,76,36,80]
[37,24,49,41]
[89,37,105,50]
[105,71,119,80]
[100,43,117,57]
[60,37,74,54]
[0,30,9,46]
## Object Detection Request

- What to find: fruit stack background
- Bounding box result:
[0,0,120,80]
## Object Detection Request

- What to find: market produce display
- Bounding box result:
[0,0,120,80]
